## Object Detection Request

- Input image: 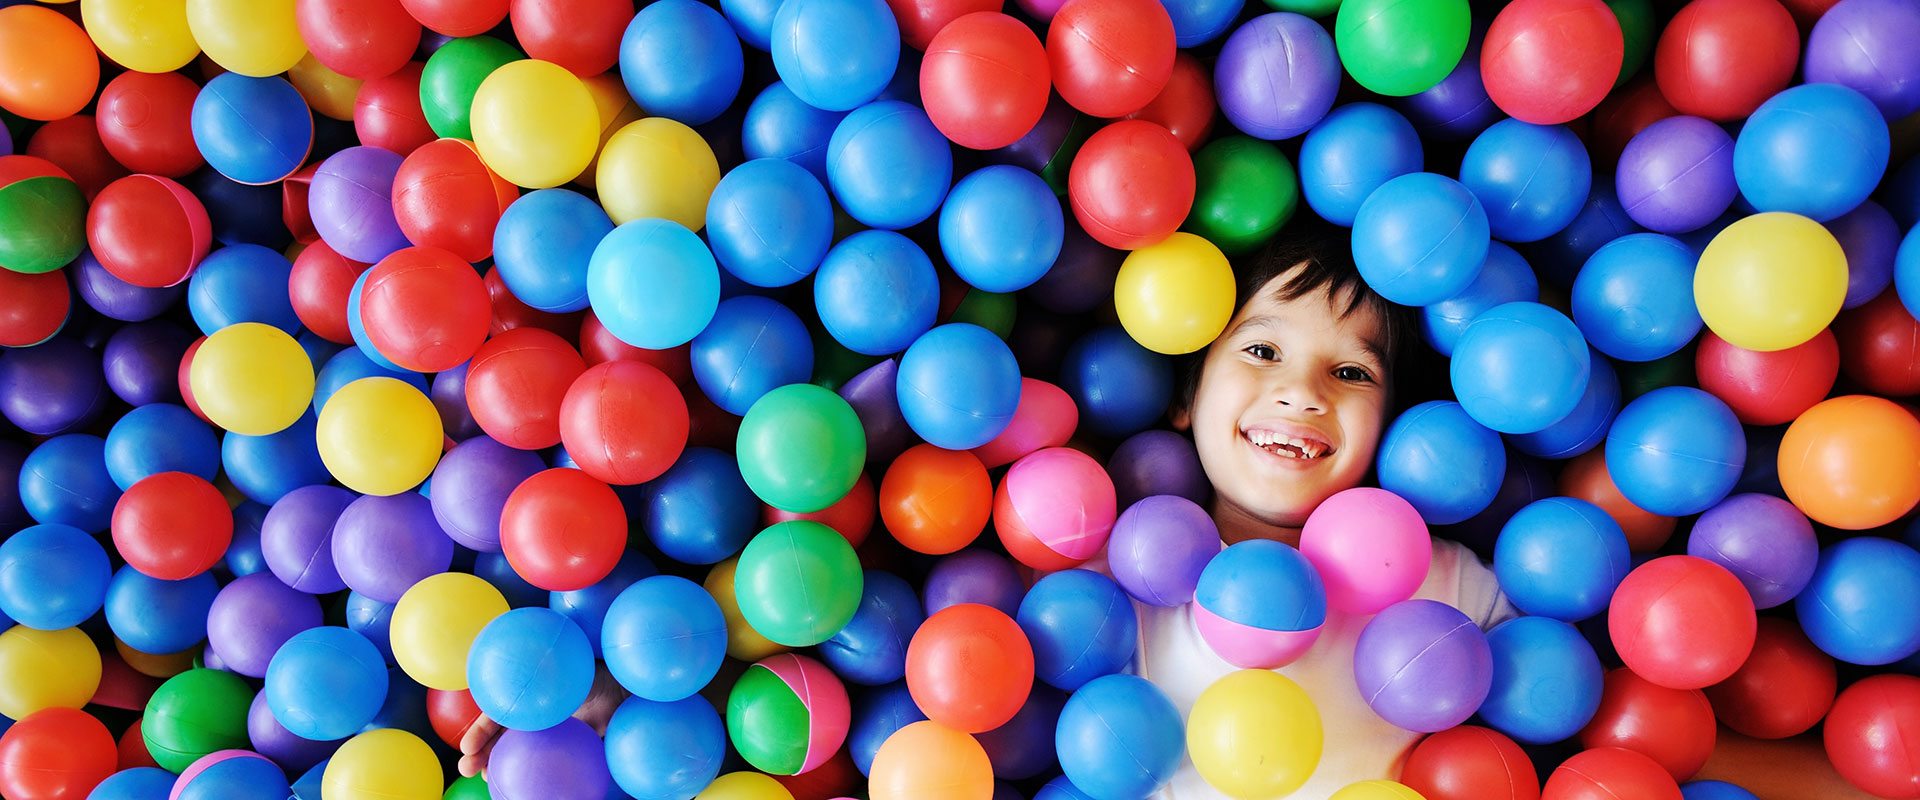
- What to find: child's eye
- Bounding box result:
[1243,344,1277,361]
[1335,366,1373,383]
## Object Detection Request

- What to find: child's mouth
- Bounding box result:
[1245,428,1334,460]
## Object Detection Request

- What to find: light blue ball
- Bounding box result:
[265,626,390,741]
[468,608,597,731]
[691,295,814,416]
[1682,780,1761,800]
[587,219,721,350]
[1494,498,1630,622]
[313,348,426,416]
[1018,569,1138,691]
[1796,537,1920,665]
[814,229,939,356]
[551,553,659,659]
[89,768,176,800]
[0,522,110,631]
[222,411,329,505]
[345,268,406,372]
[104,566,218,653]
[1509,351,1618,461]
[895,323,1021,450]
[601,575,728,702]
[1351,172,1489,306]
[1605,386,1744,517]
[177,755,291,800]
[741,82,849,183]
[1449,302,1591,434]
[1459,119,1593,242]
[720,0,780,50]
[707,159,835,288]
[104,403,220,491]
[827,100,953,231]
[1421,242,1537,357]
[1734,83,1890,223]
[1895,214,1920,320]
[771,0,900,112]
[189,244,299,335]
[1195,539,1326,632]
[939,165,1063,294]
[344,591,396,663]
[1300,102,1424,227]
[1479,616,1603,744]
[494,189,612,313]
[1055,674,1184,800]
[1571,233,1702,362]
[605,695,727,800]
[619,0,745,126]
[1376,400,1505,525]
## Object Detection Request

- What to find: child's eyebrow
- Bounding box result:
[1229,314,1279,338]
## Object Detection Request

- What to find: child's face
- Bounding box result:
[1176,270,1393,533]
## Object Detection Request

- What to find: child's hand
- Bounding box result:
[456,664,629,778]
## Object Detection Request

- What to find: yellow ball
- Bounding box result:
[1187,669,1323,800]
[704,559,790,662]
[1332,780,1427,800]
[694,772,795,800]
[0,626,102,720]
[324,729,443,800]
[597,117,720,230]
[1115,232,1237,355]
[390,573,509,691]
[189,322,315,436]
[472,60,600,190]
[81,0,199,73]
[288,53,362,121]
[316,377,444,496]
[1694,211,1848,352]
[184,0,305,77]
[574,72,642,189]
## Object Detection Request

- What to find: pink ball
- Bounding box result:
[1193,605,1322,669]
[757,653,851,774]
[993,447,1117,571]
[1300,488,1433,615]
[972,378,1078,468]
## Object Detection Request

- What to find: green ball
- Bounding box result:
[736,384,866,514]
[1264,0,1342,17]
[1186,137,1299,256]
[444,776,491,800]
[420,36,522,141]
[1607,0,1655,87]
[949,290,1016,340]
[725,661,811,775]
[733,521,863,647]
[0,170,86,274]
[143,668,256,773]
[1335,0,1471,97]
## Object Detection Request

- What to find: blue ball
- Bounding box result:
[1449,302,1591,435]
[0,523,110,631]
[587,219,722,350]
[1734,83,1890,222]
[469,608,597,731]
[896,323,1022,449]
[1572,233,1702,362]
[601,575,728,702]
[344,591,396,663]
[1352,172,1490,306]
[345,268,406,372]
[177,756,291,800]
[939,165,1063,294]
[1196,539,1326,632]
[1421,242,1537,357]
[1493,498,1630,622]
[1509,351,1618,460]
[814,230,939,356]
[1018,569,1139,691]
[367,666,432,738]
[104,566,217,653]
[821,570,924,686]
[1459,119,1592,242]
[266,626,389,741]
[720,0,779,49]
[494,189,612,313]
[89,768,176,800]
[1161,0,1244,46]
[691,295,814,416]
[827,100,953,230]
[977,685,1065,781]
[19,434,119,532]
[1479,616,1603,744]
[1797,537,1920,665]
[644,448,759,565]
[605,695,727,800]
[1376,401,1505,525]
[474,551,548,609]
[104,403,220,491]
[1061,326,1174,438]
[620,0,745,126]
[707,159,835,288]
[1299,102,1424,227]
[223,411,330,505]
[297,333,342,374]
[226,501,270,578]
[191,74,314,186]
[1606,386,1745,517]
[188,244,299,335]
[741,82,849,183]
[1036,777,1099,800]
[1054,674,1184,799]
[314,348,427,416]
[1682,781,1761,800]
[1530,175,1641,290]
[193,169,290,249]
[848,682,927,776]
[552,553,659,659]
[771,0,900,112]
[1896,208,1920,320]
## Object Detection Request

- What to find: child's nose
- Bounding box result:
[1268,374,1330,414]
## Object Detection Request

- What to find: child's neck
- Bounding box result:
[1212,497,1303,548]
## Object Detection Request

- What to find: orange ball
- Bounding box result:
[1778,395,1920,529]
[905,604,1034,733]
[1556,448,1674,553]
[0,6,99,121]
[879,444,991,555]
[868,721,993,800]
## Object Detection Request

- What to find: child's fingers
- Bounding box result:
[457,713,503,777]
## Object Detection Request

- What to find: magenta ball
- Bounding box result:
[262,485,355,594]
[1299,488,1432,615]
[1108,495,1217,607]
[1686,493,1818,610]
[310,146,410,264]
[428,436,545,552]
[331,492,454,603]
[206,571,324,678]
[1615,116,1736,234]
[1353,598,1493,732]
[1213,13,1339,141]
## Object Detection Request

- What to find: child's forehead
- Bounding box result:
[1233,273,1388,342]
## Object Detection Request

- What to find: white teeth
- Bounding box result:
[1246,429,1330,459]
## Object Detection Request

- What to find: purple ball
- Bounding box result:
[1108,495,1218,607]
[429,436,545,552]
[1445,453,1552,559]
[1615,116,1737,234]
[309,146,410,264]
[1025,219,1120,316]
[1805,0,1920,120]
[840,359,915,466]
[1397,35,1501,142]
[0,121,10,157]
[1828,200,1900,309]
[331,492,454,603]
[0,337,108,436]
[1215,13,1339,141]
[924,549,1025,618]
[1108,430,1209,510]
[489,718,612,800]
[1353,598,1493,733]
[248,690,340,773]
[1686,493,1818,610]
[73,250,183,322]
[992,95,1078,176]
[206,572,324,678]
[262,485,356,594]
[430,363,483,442]
[102,320,193,407]
[975,685,1064,780]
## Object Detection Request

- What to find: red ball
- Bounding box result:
[465,326,588,450]
[1777,0,1837,27]
[0,708,116,800]
[1481,0,1624,125]
[509,0,631,77]
[359,246,492,373]
[111,472,233,581]
[922,12,1050,151]
[764,471,877,549]
[400,0,507,36]
[905,603,1035,733]
[485,268,580,338]
[116,721,158,771]
[426,688,484,749]
[1834,290,1920,398]
[393,138,518,263]
[887,0,998,50]
[1046,0,1175,119]
[1067,119,1194,250]
[1653,0,1799,122]
[87,174,211,288]
[1695,328,1839,426]
[1587,77,1676,171]
[1541,747,1681,800]
[177,336,210,422]
[28,116,128,201]
[1575,668,1716,781]
[1825,674,1920,799]
[499,467,626,591]
[1607,555,1757,690]
[580,309,693,385]
[354,62,436,156]
[1123,51,1215,152]
[559,360,689,485]
[95,71,205,178]
[290,240,371,345]
[685,385,742,451]
[1704,617,1836,740]
[1402,725,1541,800]
[0,267,69,348]
[297,0,423,79]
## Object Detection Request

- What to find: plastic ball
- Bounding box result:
[190,75,313,186]
[905,604,1033,733]
[1112,232,1234,355]
[353,63,435,156]
[0,268,65,347]
[895,324,1020,450]
[1577,669,1716,782]
[392,139,516,263]
[142,668,252,772]
[0,625,99,721]
[1695,212,1847,352]
[295,0,420,79]
[1780,395,1920,529]
[103,565,218,656]
[1046,0,1174,117]
[810,571,919,688]
[1337,0,1469,96]
[1653,0,1798,121]
[359,246,490,373]
[876,445,990,555]
[1530,175,1640,290]
[726,654,850,776]
[706,159,832,290]
[1186,669,1322,799]
[598,574,727,702]
[1106,495,1214,607]
[736,384,867,513]
[0,523,109,631]
[1806,0,1920,119]
[1616,116,1736,234]
[1068,120,1194,250]
[1015,570,1136,691]
[1354,599,1493,732]
[470,60,597,190]
[464,327,586,451]
[1461,120,1591,243]
[490,718,612,800]
[1836,290,1920,397]
[1609,556,1756,689]
[264,627,387,741]
[614,0,744,128]
[921,13,1049,151]
[1450,302,1590,434]
[705,558,791,662]
[1734,83,1889,223]
[868,721,991,800]
[1479,616,1603,744]
[1401,725,1539,800]
[420,36,521,141]
[0,339,106,439]
[1331,781,1427,800]
[643,448,757,565]
[0,707,116,800]
[1797,537,1920,666]
[1503,346,1615,455]
[1351,172,1488,305]
[467,608,594,732]
[0,6,99,121]
[332,492,453,603]
[1213,12,1339,142]
[740,82,847,183]
[813,230,939,356]
[109,472,231,581]
[89,768,176,800]
[1421,244,1537,358]
[1479,0,1622,123]
[1193,540,1326,668]
[17,435,119,532]
[321,728,441,800]
[1184,136,1296,256]
[923,550,1025,619]
[560,360,688,486]
[1571,233,1701,362]
[316,377,443,496]
[1298,103,1421,228]
[734,521,864,647]
[1493,497,1628,622]
[1704,618,1835,740]
[1300,488,1432,615]
[826,101,952,231]
[1375,401,1504,526]
[498,468,624,591]
[604,695,726,800]
[389,574,507,692]
[1823,675,1920,800]
[1054,675,1182,798]
[994,447,1117,571]
[309,146,408,264]
[1542,747,1681,800]
[1685,493,1816,610]
[261,485,353,594]
[88,174,212,288]
[771,0,900,112]
[93,72,202,178]
[691,296,813,416]
[493,189,608,313]
[587,218,721,349]
[940,166,1061,295]
[103,403,218,491]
